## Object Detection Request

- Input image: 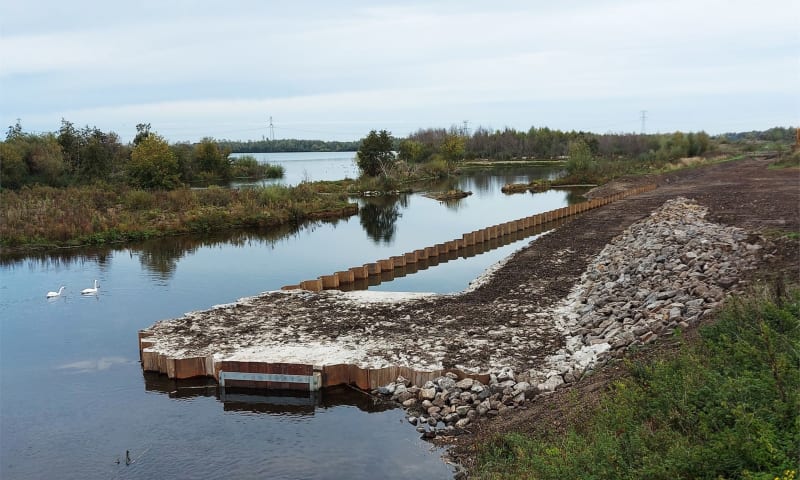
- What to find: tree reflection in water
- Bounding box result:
[0,220,344,280]
[358,195,408,244]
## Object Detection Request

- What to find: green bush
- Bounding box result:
[231,155,285,179]
[420,155,450,178]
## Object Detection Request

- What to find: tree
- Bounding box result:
[0,141,27,188]
[26,133,66,184]
[128,133,181,189]
[357,130,395,176]
[192,137,231,182]
[440,134,465,163]
[57,119,128,182]
[397,139,425,163]
[133,123,151,146]
[5,120,23,141]
[57,119,81,172]
[0,132,65,187]
[79,127,121,180]
[565,139,593,175]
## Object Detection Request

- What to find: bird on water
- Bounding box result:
[81,280,99,295]
[46,286,65,298]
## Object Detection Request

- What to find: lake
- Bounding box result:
[230,151,360,185]
[0,153,577,479]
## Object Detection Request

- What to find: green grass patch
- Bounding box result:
[476,284,800,480]
[768,151,800,170]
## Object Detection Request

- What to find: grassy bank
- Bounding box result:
[551,154,752,187]
[0,184,356,250]
[476,284,800,480]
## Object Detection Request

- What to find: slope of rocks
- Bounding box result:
[372,197,761,435]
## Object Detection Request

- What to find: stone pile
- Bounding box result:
[375,197,762,435]
[537,197,760,384]
[376,368,535,437]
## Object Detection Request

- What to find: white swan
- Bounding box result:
[81,280,99,295]
[46,286,65,298]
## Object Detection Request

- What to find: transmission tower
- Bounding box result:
[462,120,470,137]
[268,116,275,141]
[640,110,647,134]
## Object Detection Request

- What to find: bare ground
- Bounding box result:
[435,156,800,472]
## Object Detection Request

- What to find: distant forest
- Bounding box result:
[220,126,796,161]
[218,138,360,153]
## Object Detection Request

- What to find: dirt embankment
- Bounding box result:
[440,156,800,471]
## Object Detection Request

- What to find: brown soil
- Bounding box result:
[434,156,800,472]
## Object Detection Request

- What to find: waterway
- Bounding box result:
[0,153,578,479]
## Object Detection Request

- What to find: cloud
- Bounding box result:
[1,0,797,139]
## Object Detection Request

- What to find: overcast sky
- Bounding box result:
[1,0,797,142]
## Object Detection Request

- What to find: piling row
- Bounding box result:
[140,330,490,390]
[282,184,657,292]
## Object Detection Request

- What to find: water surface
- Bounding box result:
[1,154,580,479]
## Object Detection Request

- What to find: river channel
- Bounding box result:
[0,152,580,479]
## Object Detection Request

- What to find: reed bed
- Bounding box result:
[0,184,355,249]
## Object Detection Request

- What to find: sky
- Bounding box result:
[1,0,797,143]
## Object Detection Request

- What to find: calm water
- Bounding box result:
[231,151,360,185]
[0,154,578,479]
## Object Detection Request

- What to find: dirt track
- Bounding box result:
[437,156,799,470]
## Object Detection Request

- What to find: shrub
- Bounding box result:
[231,155,285,179]
[122,190,155,210]
[196,185,232,207]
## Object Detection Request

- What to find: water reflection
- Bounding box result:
[560,187,590,204]
[143,373,395,416]
[0,220,342,280]
[437,195,469,211]
[57,356,132,373]
[336,217,570,292]
[459,165,565,194]
[358,195,407,244]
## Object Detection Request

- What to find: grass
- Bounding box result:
[475,283,800,480]
[0,184,356,250]
[768,151,800,170]
[552,154,747,186]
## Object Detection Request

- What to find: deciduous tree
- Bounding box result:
[128,133,181,189]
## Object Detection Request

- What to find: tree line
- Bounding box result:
[0,121,281,190]
[2,118,792,189]
[218,138,360,153]
[396,126,714,163]
[356,125,719,180]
